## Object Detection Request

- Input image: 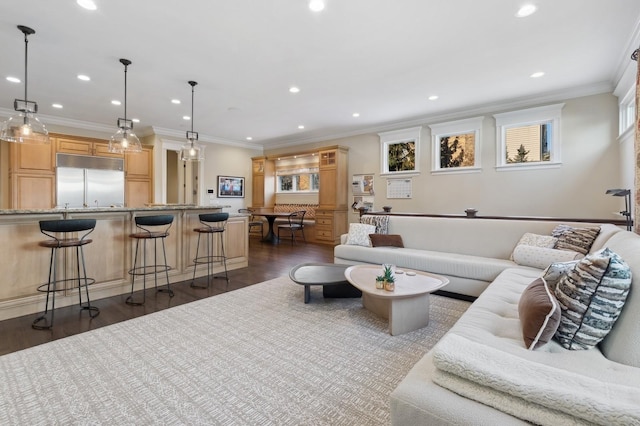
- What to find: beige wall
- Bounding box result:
[266,93,623,222]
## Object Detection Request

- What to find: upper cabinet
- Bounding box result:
[7,137,56,209]
[251,156,274,208]
[57,137,123,158]
[125,146,153,207]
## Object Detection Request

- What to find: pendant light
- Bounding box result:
[0,25,50,144]
[180,80,205,161]
[108,58,142,153]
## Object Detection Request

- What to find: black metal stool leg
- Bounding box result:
[190,233,207,288]
[32,247,57,330]
[126,239,144,306]
[214,231,229,288]
[78,245,99,318]
[157,237,173,296]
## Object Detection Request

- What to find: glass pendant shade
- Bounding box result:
[0,111,49,144]
[108,119,142,154]
[109,59,141,153]
[180,132,205,161]
[181,81,205,161]
[0,25,50,145]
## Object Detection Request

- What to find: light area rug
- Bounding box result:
[0,276,470,425]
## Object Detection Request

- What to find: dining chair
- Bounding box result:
[238,208,264,237]
[277,210,306,244]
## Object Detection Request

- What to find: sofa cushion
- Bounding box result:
[511,245,582,269]
[552,225,600,255]
[599,231,640,368]
[369,233,404,248]
[334,244,516,283]
[345,223,376,247]
[518,278,561,350]
[554,248,631,350]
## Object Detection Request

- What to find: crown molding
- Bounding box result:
[612,15,640,86]
[262,80,614,149]
[150,126,263,150]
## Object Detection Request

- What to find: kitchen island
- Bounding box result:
[0,205,247,321]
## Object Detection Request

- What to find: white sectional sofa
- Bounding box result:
[333,214,640,425]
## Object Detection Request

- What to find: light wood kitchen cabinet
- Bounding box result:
[316,146,349,244]
[8,138,56,209]
[10,173,56,209]
[125,146,153,207]
[251,156,274,208]
[57,136,123,158]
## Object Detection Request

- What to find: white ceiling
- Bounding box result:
[1,0,640,149]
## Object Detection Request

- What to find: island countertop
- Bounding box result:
[0,204,233,215]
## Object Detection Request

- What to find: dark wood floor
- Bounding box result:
[0,238,334,356]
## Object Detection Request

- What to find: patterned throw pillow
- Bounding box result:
[509,233,558,260]
[345,223,376,247]
[511,245,582,269]
[518,278,561,350]
[554,248,632,350]
[552,225,601,256]
[541,260,580,293]
[360,215,389,234]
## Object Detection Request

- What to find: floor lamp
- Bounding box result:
[606,189,633,231]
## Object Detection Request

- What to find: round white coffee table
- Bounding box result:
[344,265,449,335]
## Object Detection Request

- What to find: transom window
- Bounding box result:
[494,103,564,171]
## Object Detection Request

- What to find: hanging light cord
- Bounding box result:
[190,83,195,134]
[23,30,28,103]
[123,62,128,122]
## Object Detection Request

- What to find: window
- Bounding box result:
[276,169,319,193]
[379,127,421,176]
[494,103,564,171]
[618,86,636,136]
[429,116,483,174]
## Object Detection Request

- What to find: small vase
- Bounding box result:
[384,280,395,292]
[375,280,385,289]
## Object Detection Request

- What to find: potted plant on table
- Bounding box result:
[383,264,395,292]
[375,274,385,289]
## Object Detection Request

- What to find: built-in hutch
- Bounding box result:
[252,145,348,245]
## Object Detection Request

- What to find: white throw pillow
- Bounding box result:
[512,245,583,269]
[345,223,376,247]
[510,233,558,260]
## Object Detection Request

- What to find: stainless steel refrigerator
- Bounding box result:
[56,153,125,208]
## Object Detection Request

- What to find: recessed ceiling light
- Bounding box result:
[171,99,181,104]
[530,71,545,78]
[309,0,325,12]
[352,113,360,117]
[111,100,121,106]
[77,74,91,81]
[298,125,305,129]
[183,115,191,121]
[52,103,63,109]
[289,86,300,93]
[516,4,537,17]
[246,136,253,141]
[77,0,97,10]
[132,118,140,123]
[428,95,439,101]
[6,76,20,83]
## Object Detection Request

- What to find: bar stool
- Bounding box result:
[126,215,174,305]
[33,219,100,330]
[190,212,229,289]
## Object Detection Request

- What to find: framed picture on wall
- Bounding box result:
[218,175,245,198]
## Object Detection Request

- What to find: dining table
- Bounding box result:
[251,211,293,244]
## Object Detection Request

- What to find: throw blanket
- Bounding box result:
[431,333,640,426]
